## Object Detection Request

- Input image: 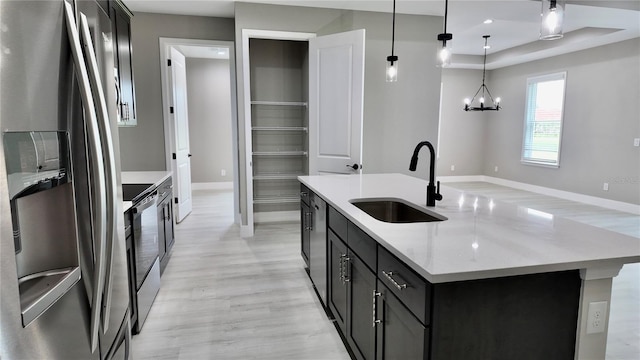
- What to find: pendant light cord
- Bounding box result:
[443,0,448,35]
[391,0,396,56]
[482,36,487,87]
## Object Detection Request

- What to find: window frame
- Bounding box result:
[521,71,567,168]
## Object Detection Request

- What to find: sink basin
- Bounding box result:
[350,198,447,223]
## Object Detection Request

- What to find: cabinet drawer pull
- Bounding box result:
[372,290,381,327]
[305,212,313,231]
[382,270,408,290]
[339,254,350,284]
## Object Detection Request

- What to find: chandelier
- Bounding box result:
[464,35,501,112]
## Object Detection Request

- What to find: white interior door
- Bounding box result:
[169,47,192,222]
[309,29,365,175]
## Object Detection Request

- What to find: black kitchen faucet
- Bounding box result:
[409,141,443,207]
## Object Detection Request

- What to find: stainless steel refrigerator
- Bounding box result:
[0,0,131,359]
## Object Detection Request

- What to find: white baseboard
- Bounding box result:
[439,175,640,215]
[191,182,233,190]
[438,175,486,183]
[254,210,299,223]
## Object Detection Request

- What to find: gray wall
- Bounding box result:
[438,68,488,176]
[439,38,640,204]
[234,2,443,225]
[120,12,235,171]
[186,58,234,183]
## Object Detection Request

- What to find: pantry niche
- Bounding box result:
[248,37,310,222]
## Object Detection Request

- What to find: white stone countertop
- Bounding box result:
[299,173,640,283]
[121,171,171,186]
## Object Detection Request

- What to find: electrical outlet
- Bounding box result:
[494,166,499,172]
[603,182,609,191]
[587,301,607,334]
[634,138,640,147]
[450,165,455,172]
[221,169,226,177]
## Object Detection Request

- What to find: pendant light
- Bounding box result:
[386,0,398,82]
[436,0,453,67]
[540,0,565,40]
[463,35,501,112]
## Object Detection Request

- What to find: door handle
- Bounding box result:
[372,290,382,327]
[80,12,119,334]
[64,2,106,353]
[346,163,361,170]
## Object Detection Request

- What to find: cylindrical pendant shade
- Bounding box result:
[386,55,398,82]
[540,0,564,40]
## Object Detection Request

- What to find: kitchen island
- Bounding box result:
[299,173,639,360]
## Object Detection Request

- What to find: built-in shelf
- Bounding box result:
[253,196,300,204]
[251,101,308,107]
[253,173,303,180]
[252,151,307,156]
[252,126,308,132]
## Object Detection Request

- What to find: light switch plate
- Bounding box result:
[634,138,640,147]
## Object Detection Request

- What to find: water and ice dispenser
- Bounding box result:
[3,131,81,327]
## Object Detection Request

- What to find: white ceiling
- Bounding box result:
[123,0,640,69]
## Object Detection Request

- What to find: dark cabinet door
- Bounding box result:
[301,202,310,266]
[163,199,174,251]
[157,194,174,274]
[110,1,136,125]
[346,252,376,360]
[157,201,167,262]
[328,230,348,334]
[376,281,429,360]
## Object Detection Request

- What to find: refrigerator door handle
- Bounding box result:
[64,2,107,353]
[79,12,119,335]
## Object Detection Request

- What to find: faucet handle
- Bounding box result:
[435,181,443,201]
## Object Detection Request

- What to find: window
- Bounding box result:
[521,72,567,167]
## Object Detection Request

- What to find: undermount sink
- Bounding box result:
[350,198,447,223]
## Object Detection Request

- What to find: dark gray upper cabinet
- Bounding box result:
[110,0,137,126]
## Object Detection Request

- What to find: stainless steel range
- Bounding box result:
[123,184,161,333]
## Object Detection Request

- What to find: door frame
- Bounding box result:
[159,37,240,224]
[240,29,316,237]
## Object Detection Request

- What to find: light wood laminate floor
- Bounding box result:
[131,189,349,360]
[133,183,639,359]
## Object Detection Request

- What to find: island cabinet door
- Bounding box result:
[345,252,376,360]
[328,230,348,334]
[300,201,311,267]
[375,281,429,360]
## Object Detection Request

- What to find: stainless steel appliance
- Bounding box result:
[130,188,161,333]
[1,1,131,359]
[309,193,328,306]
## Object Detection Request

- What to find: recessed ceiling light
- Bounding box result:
[483,19,493,24]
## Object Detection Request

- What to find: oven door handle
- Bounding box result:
[64,2,106,353]
[133,194,158,214]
